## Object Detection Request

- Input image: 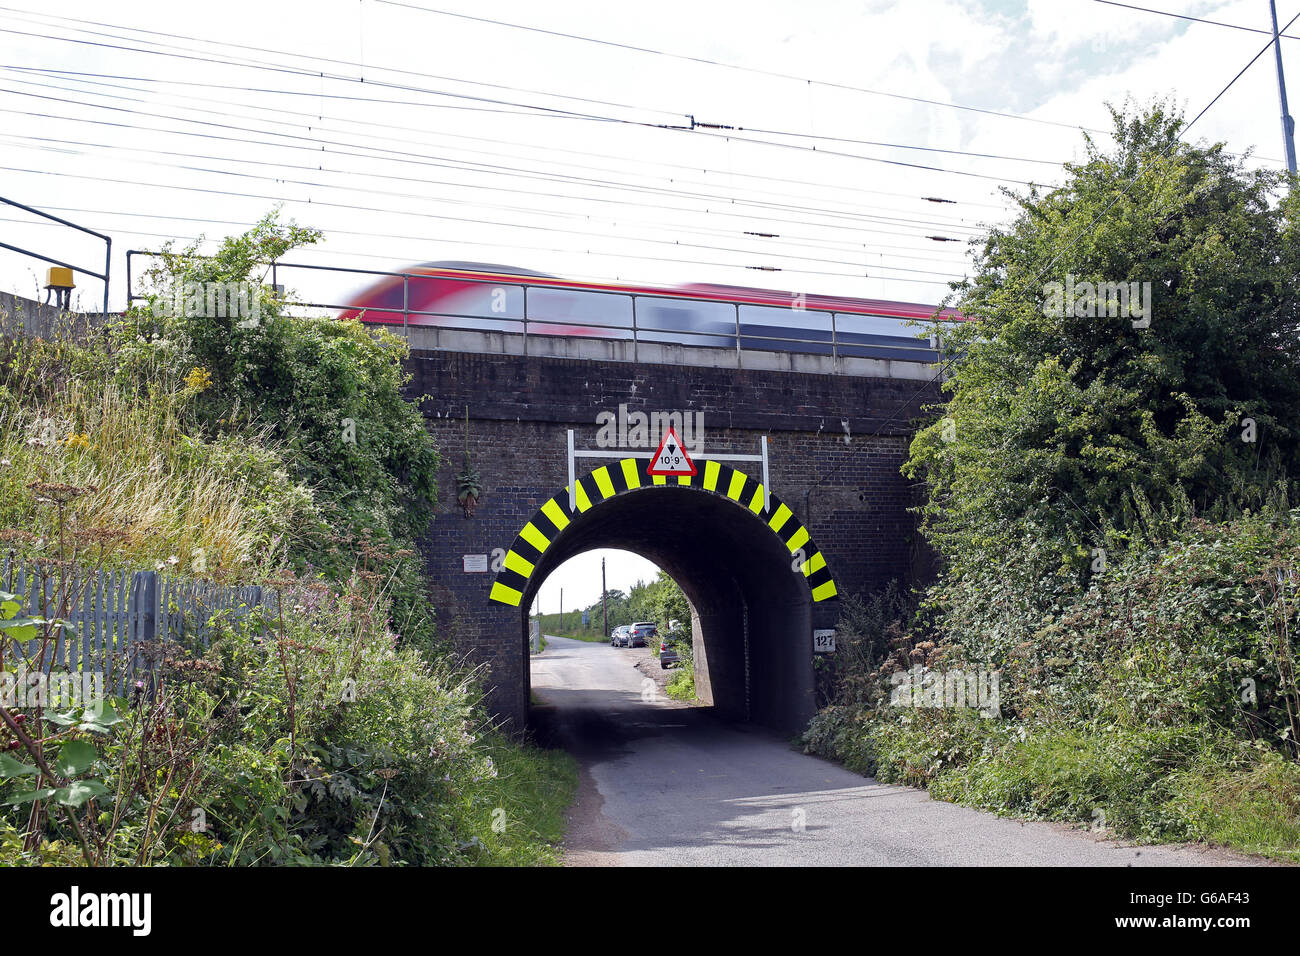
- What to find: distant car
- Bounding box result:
[629,622,658,648]
[611,625,631,647]
[660,632,686,669]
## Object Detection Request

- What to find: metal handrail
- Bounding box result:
[3,195,111,320]
[124,251,953,367]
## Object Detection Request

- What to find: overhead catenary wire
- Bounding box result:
[2,63,1016,215]
[1092,0,1300,39]
[0,101,988,260]
[0,89,992,253]
[0,141,971,282]
[0,203,968,277]
[370,0,1117,137]
[0,66,1014,226]
[0,25,1039,187]
[0,4,1038,291]
[0,212,846,291]
[0,165,963,287]
[0,3,1110,147]
[0,137,975,275]
[0,73,991,237]
[0,16,1053,186]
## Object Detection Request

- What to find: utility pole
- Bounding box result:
[1272,0,1298,174]
[602,556,609,640]
[559,588,563,635]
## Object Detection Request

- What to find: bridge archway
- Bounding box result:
[490,459,837,730]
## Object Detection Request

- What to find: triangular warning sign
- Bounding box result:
[647,426,697,476]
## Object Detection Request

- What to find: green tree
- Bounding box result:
[906,101,1300,596]
[626,571,689,632]
[132,213,439,545]
[124,212,442,648]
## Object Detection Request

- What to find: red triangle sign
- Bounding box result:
[647,426,697,476]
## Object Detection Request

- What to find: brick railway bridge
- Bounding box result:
[408,325,943,734]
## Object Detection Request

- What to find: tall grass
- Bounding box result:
[0,376,316,576]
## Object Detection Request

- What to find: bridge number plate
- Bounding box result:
[462,554,489,573]
[813,629,836,653]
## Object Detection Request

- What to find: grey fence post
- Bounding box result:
[128,570,158,695]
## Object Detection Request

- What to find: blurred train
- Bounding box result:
[338,262,965,362]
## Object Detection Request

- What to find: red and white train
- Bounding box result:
[339,261,965,361]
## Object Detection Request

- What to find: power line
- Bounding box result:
[0,10,1065,182]
[0,211,836,291]
[0,87,990,244]
[0,23,641,126]
[0,107,983,264]
[0,133,973,273]
[371,0,1115,136]
[0,5,686,120]
[0,70,990,236]
[4,64,1014,214]
[0,138,969,281]
[0,165,963,287]
[0,24,1041,187]
[0,201,953,270]
[1092,0,1300,39]
[726,125,1065,167]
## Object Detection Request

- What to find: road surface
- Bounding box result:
[531,634,1253,866]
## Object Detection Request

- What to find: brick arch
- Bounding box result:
[488,457,837,607]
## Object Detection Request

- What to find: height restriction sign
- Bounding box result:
[647,427,697,477]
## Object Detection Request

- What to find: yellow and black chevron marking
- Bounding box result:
[488,457,837,607]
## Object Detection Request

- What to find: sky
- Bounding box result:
[2,0,1298,609]
[529,548,661,622]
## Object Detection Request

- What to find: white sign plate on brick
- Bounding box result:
[813,629,836,653]
[463,554,489,573]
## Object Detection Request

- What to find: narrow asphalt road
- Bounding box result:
[531,634,1253,866]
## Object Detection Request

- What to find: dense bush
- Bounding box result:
[0,573,573,865]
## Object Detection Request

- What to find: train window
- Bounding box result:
[636,297,736,348]
[738,303,834,352]
[526,286,633,336]
[835,311,938,361]
[833,312,917,340]
[421,279,524,322]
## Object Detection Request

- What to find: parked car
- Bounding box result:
[629,622,658,648]
[659,634,685,669]
[611,625,631,647]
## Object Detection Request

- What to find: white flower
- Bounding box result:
[166,554,179,566]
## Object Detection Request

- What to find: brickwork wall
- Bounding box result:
[407,350,940,727]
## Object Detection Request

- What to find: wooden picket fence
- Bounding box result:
[1,555,276,694]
